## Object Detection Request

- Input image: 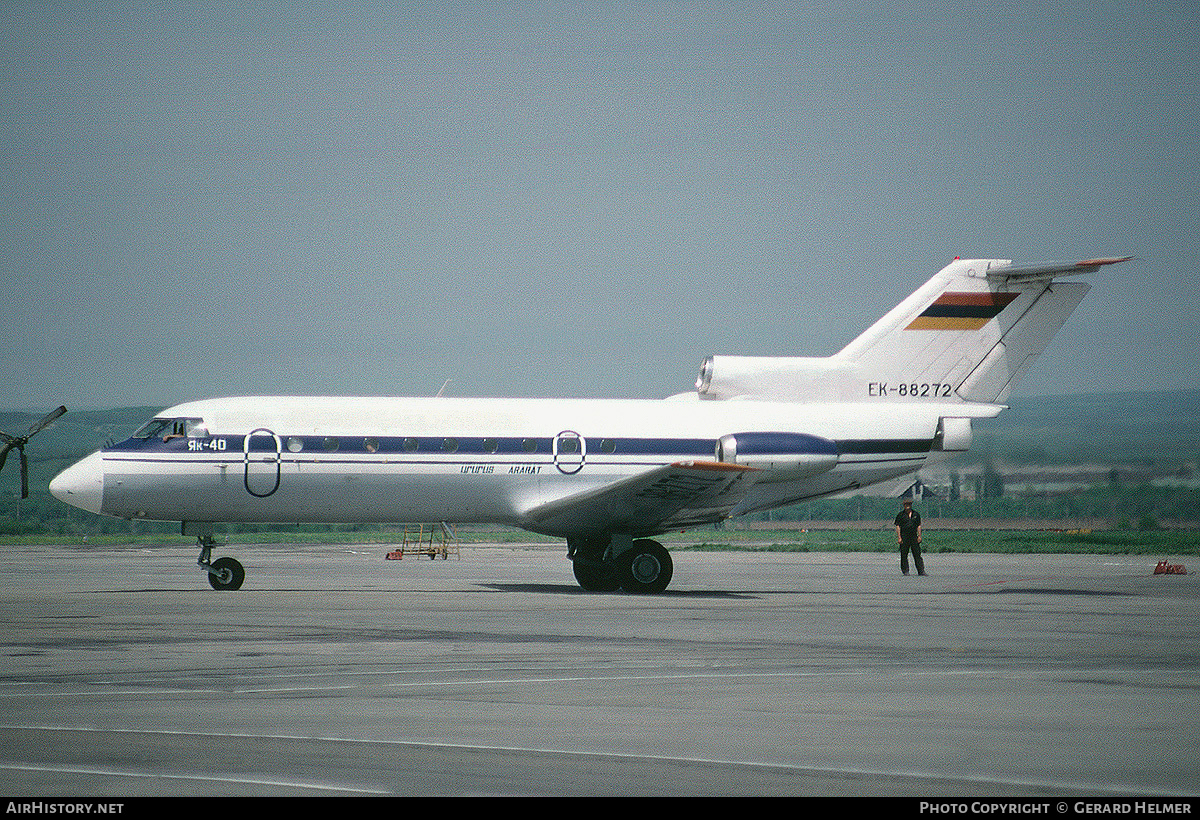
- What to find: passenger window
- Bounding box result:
[600,439,616,453]
[442,438,458,453]
[287,437,303,453]
[403,438,419,452]
[323,437,339,452]
[482,438,499,453]
[522,439,538,453]
[558,438,580,454]
[364,438,380,453]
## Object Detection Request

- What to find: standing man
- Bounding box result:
[894,497,926,576]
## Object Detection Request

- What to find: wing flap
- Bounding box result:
[522,461,760,537]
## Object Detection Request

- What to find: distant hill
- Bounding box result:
[3,390,1198,499]
[0,406,160,461]
[0,407,159,500]
[967,389,1200,466]
[4,393,1199,533]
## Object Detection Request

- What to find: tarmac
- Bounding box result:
[1,541,1197,797]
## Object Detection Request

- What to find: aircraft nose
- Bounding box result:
[49,452,105,515]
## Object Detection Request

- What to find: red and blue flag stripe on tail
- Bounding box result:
[905,291,1020,330]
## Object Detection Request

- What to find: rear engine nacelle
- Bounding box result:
[716,432,839,479]
[696,355,856,401]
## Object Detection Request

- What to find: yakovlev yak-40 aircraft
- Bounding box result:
[50,257,1128,593]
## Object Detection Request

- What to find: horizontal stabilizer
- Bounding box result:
[984,257,1132,283]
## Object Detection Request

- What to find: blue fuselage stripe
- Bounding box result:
[109,435,719,457]
[106,434,931,460]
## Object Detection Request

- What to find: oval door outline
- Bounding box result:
[553,430,585,475]
[243,428,282,497]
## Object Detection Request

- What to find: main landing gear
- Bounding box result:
[568,536,673,594]
[195,532,245,590]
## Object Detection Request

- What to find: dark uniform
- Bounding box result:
[894,502,925,575]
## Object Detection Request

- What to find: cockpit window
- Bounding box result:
[132,417,207,440]
[183,419,208,437]
[133,419,172,439]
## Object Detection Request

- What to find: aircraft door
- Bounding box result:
[553,430,585,474]
[243,428,282,497]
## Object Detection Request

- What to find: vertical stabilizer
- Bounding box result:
[695,257,1128,403]
[835,257,1129,403]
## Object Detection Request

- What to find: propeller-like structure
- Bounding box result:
[0,406,67,499]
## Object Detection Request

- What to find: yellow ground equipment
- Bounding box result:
[386,523,460,560]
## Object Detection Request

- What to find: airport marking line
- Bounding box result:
[0,761,388,794]
[3,665,1195,698]
[0,725,1165,797]
[0,667,1050,697]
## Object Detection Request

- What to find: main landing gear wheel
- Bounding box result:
[207,556,245,591]
[572,558,621,592]
[619,539,673,594]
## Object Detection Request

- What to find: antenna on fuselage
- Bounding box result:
[435,379,453,397]
[0,406,66,499]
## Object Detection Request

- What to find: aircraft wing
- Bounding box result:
[522,461,760,537]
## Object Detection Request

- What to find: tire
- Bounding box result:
[572,558,621,592]
[618,539,673,594]
[208,556,245,591]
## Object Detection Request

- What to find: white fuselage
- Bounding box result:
[51,394,982,537]
[44,256,1116,592]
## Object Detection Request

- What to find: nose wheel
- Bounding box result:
[196,534,245,590]
[207,556,245,590]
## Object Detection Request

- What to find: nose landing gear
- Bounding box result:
[194,531,245,590]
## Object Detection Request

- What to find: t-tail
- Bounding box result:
[695,257,1130,404]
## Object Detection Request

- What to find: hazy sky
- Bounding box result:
[3,0,1198,410]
